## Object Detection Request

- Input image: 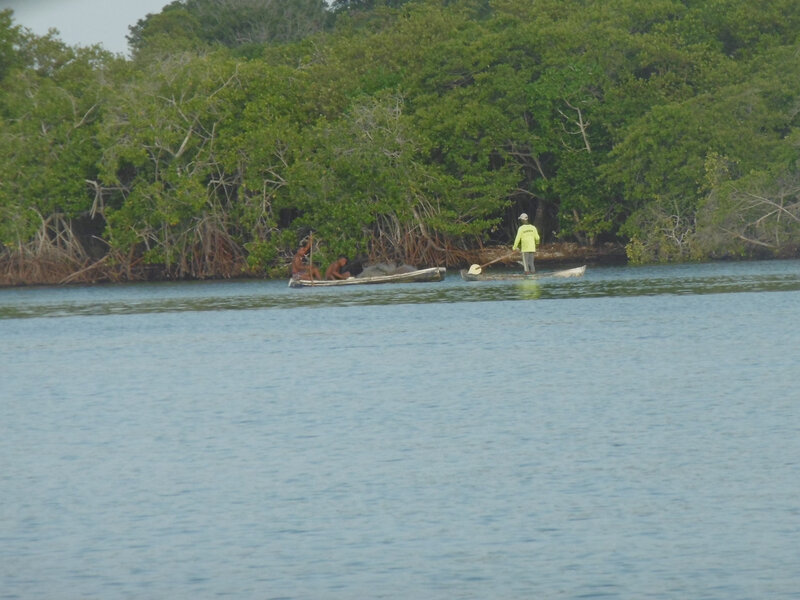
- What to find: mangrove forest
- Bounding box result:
[2,0,800,285]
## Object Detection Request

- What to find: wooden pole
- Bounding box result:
[308,232,314,280]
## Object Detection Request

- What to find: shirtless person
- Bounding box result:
[325,256,351,280]
[291,240,321,280]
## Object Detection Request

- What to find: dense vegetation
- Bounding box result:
[2,0,800,284]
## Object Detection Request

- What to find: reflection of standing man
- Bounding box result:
[512,213,540,274]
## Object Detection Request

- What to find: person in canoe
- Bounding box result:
[291,239,321,281]
[325,255,352,280]
[512,212,541,274]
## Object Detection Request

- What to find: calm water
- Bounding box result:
[2,260,799,599]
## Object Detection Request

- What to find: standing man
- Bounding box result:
[512,213,540,274]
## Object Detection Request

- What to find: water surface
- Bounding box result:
[2,260,799,599]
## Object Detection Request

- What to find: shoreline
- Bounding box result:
[1,242,628,288]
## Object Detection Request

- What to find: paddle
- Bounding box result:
[467,251,518,275]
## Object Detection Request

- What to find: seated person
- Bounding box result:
[291,240,321,280]
[325,256,351,280]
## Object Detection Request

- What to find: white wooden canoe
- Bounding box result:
[460,265,586,281]
[289,266,446,288]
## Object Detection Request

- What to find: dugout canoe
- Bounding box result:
[289,266,447,288]
[460,265,586,281]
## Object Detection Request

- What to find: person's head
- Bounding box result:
[338,255,348,265]
[518,213,529,222]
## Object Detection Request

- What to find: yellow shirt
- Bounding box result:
[513,223,540,252]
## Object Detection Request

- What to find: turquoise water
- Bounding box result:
[2,260,799,599]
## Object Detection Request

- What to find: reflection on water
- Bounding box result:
[1,260,799,319]
[514,279,542,300]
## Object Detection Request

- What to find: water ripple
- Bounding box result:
[1,260,799,319]
[2,261,799,599]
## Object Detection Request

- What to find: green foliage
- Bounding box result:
[284,92,444,256]
[330,0,414,14]
[129,0,332,59]
[606,35,800,261]
[695,163,800,259]
[621,197,702,263]
[0,25,114,247]
[0,9,24,81]
[127,5,207,60]
[5,0,800,283]
[95,50,246,275]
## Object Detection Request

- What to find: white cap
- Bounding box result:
[518,213,528,220]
